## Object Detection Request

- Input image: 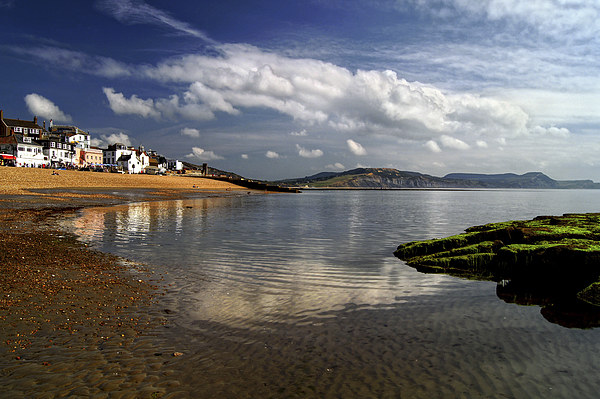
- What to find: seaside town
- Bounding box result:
[0,109,184,174]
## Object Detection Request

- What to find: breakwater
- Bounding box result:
[193,176,301,193]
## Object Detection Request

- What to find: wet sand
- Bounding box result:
[0,167,248,397]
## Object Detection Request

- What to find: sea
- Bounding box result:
[70,189,600,398]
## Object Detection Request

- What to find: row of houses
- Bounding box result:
[0,110,183,174]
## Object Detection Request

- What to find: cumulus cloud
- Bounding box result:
[103,87,214,120]
[20,43,546,145]
[24,93,72,123]
[185,146,223,161]
[181,127,201,138]
[266,150,280,159]
[290,129,308,136]
[103,87,159,118]
[296,144,323,158]
[325,162,345,170]
[424,140,442,153]
[241,154,249,159]
[129,44,537,141]
[347,139,367,155]
[476,140,488,148]
[19,39,576,158]
[440,135,470,150]
[96,0,214,42]
[531,125,570,138]
[91,132,133,148]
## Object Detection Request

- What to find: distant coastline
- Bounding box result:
[274,168,600,190]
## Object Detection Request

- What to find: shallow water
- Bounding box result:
[71,190,600,398]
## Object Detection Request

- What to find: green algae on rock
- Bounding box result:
[394,213,600,327]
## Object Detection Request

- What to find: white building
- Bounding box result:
[117,153,143,173]
[103,143,129,165]
[38,138,75,167]
[167,159,183,171]
[15,134,46,167]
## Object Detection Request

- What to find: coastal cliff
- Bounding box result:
[276,168,600,189]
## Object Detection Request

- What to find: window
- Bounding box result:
[23,128,28,134]
[27,148,32,152]
[17,146,25,152]
[14,127,22,133]
[51,142,55,148]
[23,137,32,143]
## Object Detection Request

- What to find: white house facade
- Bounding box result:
[15,134,46,167]
[117,153,144,173]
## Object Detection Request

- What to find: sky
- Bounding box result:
[1,0,599,181]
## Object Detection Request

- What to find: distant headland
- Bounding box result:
[274,168,600,189]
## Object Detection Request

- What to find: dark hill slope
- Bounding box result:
[276,169,600,189]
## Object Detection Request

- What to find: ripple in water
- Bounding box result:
[69,190,600,397]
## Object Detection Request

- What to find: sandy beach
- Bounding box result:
[0,167,243,196]
[0,167,248,397]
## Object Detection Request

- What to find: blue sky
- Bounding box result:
[1,0,599,180]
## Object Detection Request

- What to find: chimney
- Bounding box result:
[43,121,46,129]
[34,116,38,125]
[0,109,3,121]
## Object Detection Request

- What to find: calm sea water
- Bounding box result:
[72,189,600,398]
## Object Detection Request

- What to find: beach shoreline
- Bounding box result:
[0,167,250,397]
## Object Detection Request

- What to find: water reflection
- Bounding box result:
[66,190,600,397]
[496,277,600,329]
[71,189,600,331]
[73,196,462,329]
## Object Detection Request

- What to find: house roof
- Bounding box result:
[3,118,44,131]
[14,134,42,146]
[117,154,132,162]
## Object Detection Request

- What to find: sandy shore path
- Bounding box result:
[0,167,243,194]
[0,167,251,397]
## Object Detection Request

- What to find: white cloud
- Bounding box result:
[402,0,600,40]
[181,127,201,138]
[424,140,442,153]
[103,87,214,121]
[19,44,562,147]
[24,93,72,123]
[476,140,488,148]
[241,154,249,159]
[91,132,133,148]
[531,125,570,138]
[185,146,223,161]
[96,0,214,42]
[103,87,159,118]
[347,139,367,155]
[497,137,507,146]
[185,82,239,115]
[132,44,540,141]
[440,135,470,150]
[266,150,280,159]
[325,162,345,170]
[20,36,581,167]
[296,144,323,158]
[11,46,132,78]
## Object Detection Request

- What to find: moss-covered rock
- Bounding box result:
[394,213,600,328]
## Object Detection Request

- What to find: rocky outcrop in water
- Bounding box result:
[394,213,600,328]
